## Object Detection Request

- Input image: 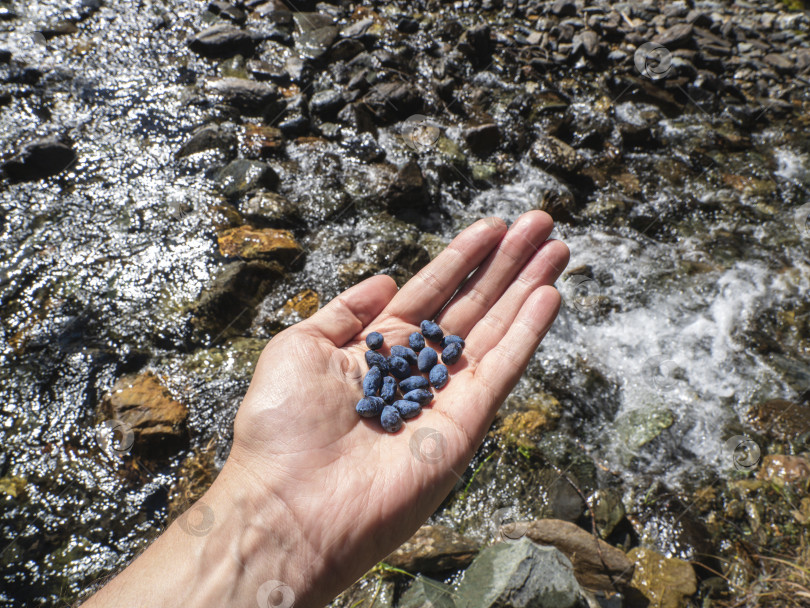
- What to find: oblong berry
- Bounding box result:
[391,345,417,365]
[440,335,465,350]
[388,355,411,379]
[420,320,443,342]
[363,366,383,396]
[366,331,384,350]
[429,364,448,389]
[381,405,403,432]
[409,332,426,352]
[399,375,429,393]
[365,350,390,375]
[380,376,397,404]
[417,347,438,372]
[356,396,385,417]
[441,342,463,365]
[403,388,433,405]
[393,399,421,420]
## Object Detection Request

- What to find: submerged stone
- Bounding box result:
[455,537,583,608]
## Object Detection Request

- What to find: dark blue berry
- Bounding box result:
[409,332,426,352]
[399,375,429,393]
[356,396,385,417]
[393,400,421,420]
[417,347,438,372]
[381,405,403,432]
[403,388,433,405]
[420,320,443,342]
[380,376,397,404]
[366,331,384,350]
[441,342,463,365]
[391,345,417,365]
[429,364,448,389]
[440,335,465,350]
[388,355,411,379]
[363,366,383,396]
[365,350,389,375]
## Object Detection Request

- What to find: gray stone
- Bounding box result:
[216,159,278,198]
[176,124,236,158]
[296,25,337,60]
[400,576,457,608]
[455,538,583,608]
[188,25,255,58]
[653,23,693,48]
[206,78,284,116]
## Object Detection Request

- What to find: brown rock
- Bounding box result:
[241,124,284,159]
[653,24,694,48]
[521,519,634,591]
[189,260,284,342]
[747,399,810,441]
[263,289,320,334]
[217,225,304,267]
[529,135,583,173]
[385,525,479,574]
[626,547,697,608]
[100,372,188,457]
[757,454,810,484]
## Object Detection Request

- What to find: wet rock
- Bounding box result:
[176,124,237,158]
[240,124,284,158]
[494,392,561,448]
[216,159,278,198]
[399,576,456,608]
[747,399,810,441]
[455,537,583,608]
[626,547,697,608]
[295,25,337,61]
[529,135,583,174]
[0,49,10,63]
[2,137,76,183]
[309,89,345,120]
[99,372,189,458]
[615,407,674,461]
[328,38,364,62]
[519,519,634,591]
[188,25,255,58]
[551,0,577,17]
[464,123,500,156]
[217,225,303,266]
[757,455,810,484]
[262,289,319,334]
[653,24,694,49]
[386,161,430,216]
[457,24,492,66]
[207,1,246,25]
[363,81,421,125]
[189,260,284,342]
[0,476,26,498]
[167,441,219,521]
[385,525,479,574]
[206,78,284,117]
[239,192,300,225]
[571,30,599,58]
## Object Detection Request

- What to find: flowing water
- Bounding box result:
[1,0,809,605]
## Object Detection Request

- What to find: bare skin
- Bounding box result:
[84,211,569,608]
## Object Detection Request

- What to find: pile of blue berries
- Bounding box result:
[356,320,466,432]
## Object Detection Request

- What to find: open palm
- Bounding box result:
[227,211,569,605]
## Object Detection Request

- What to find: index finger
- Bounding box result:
[383,217,507,324]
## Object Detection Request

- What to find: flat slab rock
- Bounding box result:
[518,519,634,591]
[217,225,303,267]
[385,524,479,574]
[100,372,188,457]
[455,537,583,608]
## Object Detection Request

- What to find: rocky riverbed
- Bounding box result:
[1,0,809,605]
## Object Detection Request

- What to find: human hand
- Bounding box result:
[83,211,569,608]
[225,211,570,605]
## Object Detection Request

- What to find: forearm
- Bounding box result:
[83,461,326,608]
